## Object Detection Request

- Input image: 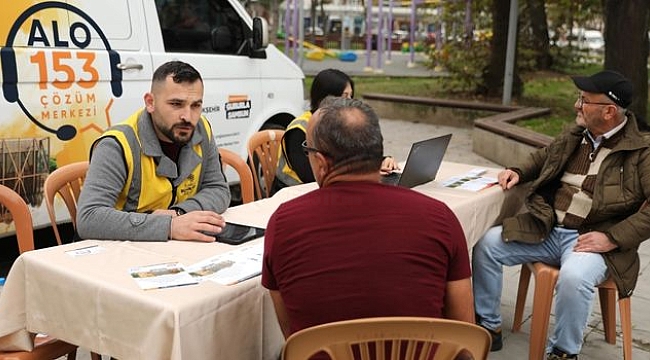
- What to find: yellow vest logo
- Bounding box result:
[178,173,197,197]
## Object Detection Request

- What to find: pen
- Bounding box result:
[73,245,99,251]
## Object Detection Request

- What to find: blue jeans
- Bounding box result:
[472,225,608,355]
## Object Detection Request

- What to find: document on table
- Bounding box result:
[129,262,198,290]
[442,168,498,192]
[186,242,263,285]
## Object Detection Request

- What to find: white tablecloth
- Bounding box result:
[0,161,522,359]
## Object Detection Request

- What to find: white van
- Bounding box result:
[0,0,304,237]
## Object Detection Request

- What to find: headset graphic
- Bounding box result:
[1,1,122,141]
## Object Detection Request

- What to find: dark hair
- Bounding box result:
[152,61,202,85]
[310,69,354,112]
[312,97,383,174]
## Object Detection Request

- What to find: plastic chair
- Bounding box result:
[281,317,491,360]
[219,148,255,204]
[512,262,632,360]
[247,130,284,199]
[0,184,78,360]
[0,184,34,254]
[43,161,89,245]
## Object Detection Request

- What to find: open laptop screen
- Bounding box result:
[381,133,452,188]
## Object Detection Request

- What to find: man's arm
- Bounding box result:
[77,138,172,241]
[269,290,291,339]
[443,278,474,323]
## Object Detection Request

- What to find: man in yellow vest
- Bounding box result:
[77,61,230,241]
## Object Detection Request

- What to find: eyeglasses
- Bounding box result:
[301,140,329,157]
[577,96,615,110]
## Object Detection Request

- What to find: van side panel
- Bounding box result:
[0,0,146,235]
[0,0,303,237]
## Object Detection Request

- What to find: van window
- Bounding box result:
[155,0,250,55]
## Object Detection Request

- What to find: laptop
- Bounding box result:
[381,133,452,188]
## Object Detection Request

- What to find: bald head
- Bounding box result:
[309,97,384,175]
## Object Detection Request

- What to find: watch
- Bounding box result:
[172,207,186,216]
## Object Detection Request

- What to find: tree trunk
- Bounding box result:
[526,0,552,69]
[479,0,522,97]
[603,0,650,129]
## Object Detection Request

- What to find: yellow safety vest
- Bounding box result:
[275,111,311,186]
[95,110,213,213]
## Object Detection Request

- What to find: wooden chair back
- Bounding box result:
[219,148,255,204]
[282,317,491,360]
[247,130,284,199]
[0,184,34,254]
[43,161,89,245]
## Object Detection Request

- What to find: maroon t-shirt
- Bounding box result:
[262,181,471,335]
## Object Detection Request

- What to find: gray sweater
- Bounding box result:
[76,111,231,241]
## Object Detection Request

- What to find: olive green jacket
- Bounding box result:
[502,115,650,297]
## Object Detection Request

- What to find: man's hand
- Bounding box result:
[498,169,520,190]
[574,231,618,253]
[169,211,226,242]
[380,156,399,175]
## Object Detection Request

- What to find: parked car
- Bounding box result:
[582,30,604,52]
[305,26,324,36]
[553,28,604,52]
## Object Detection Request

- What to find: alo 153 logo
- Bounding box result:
[1,1,122,140]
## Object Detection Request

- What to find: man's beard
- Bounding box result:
[161,122,194,145]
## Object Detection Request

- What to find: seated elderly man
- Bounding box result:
[473,70,650,359]
[262,97,474,340]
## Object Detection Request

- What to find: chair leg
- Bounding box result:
[528,266,559,360]
[598,287,617,344]
[91,352,103,360]
[513,264,532,332]
[619,297,632,360]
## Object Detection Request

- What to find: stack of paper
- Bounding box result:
[442,168,498,192]
[186,242,264,285]
[129,262,198,290]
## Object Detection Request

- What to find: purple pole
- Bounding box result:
[436,5,443,53]
[376,0,384,70]
[409,0,416,65]
[365,0,372,69]
[292,0,299,62]
[387,0,393,62]
[284,0,291,57]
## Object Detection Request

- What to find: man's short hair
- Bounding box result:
[152,61,202,85]
[312,97,384,174]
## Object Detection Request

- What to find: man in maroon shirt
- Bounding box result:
[261,97,474,339]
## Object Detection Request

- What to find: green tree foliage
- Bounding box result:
[425,0,492,92]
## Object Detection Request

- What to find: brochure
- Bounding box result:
[129,262,198,290]
[186,242,263,285]
[442,168,498,192]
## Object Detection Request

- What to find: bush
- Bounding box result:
[426,36,491,93]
